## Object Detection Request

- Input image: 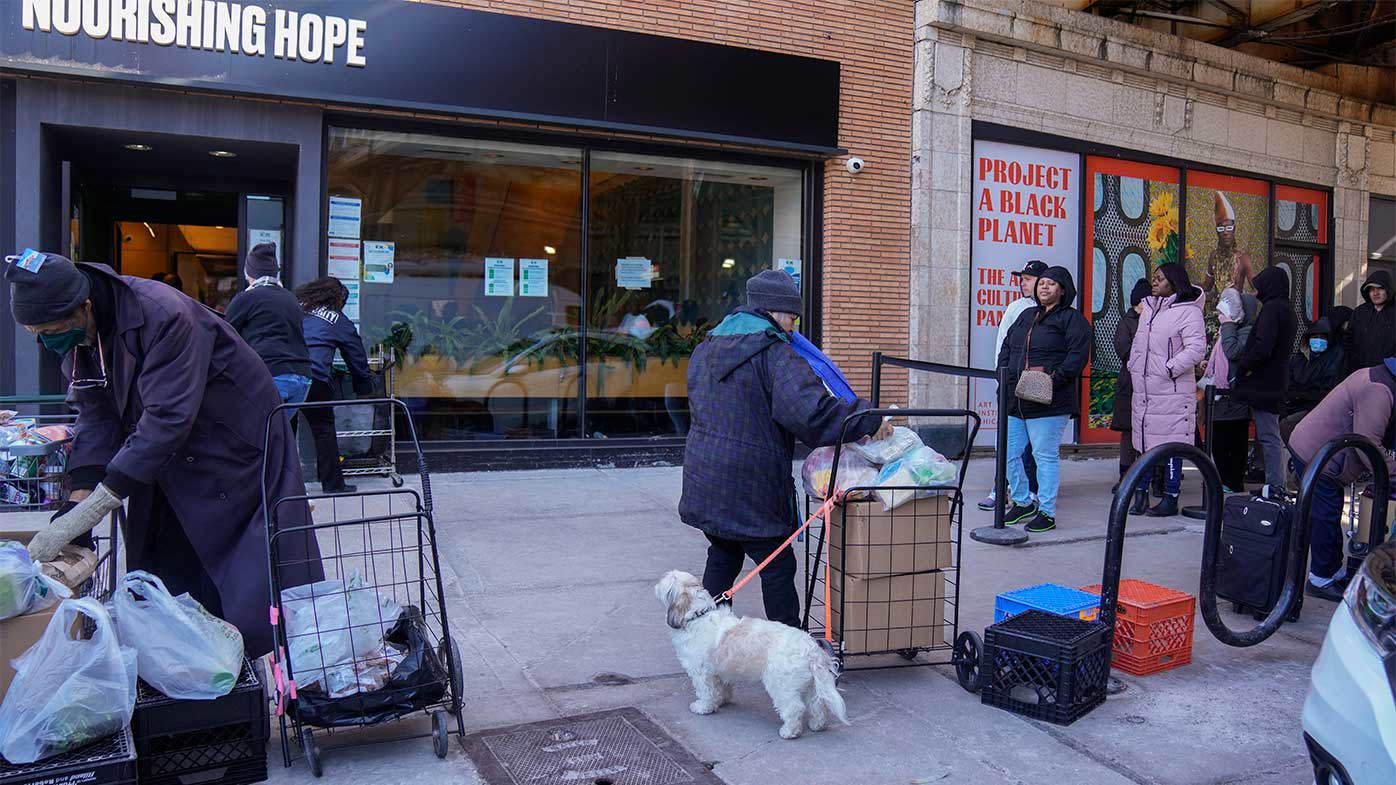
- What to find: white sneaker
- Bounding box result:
[977,491,996,511]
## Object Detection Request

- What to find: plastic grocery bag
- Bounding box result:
[0,540,71,621]
[112,571,244,700]
[281,572,402,690]
[801,447,878,500]
[873,446,958,511]
[848,425,922,465]
[295,606,448,729]
[0,597,137,764]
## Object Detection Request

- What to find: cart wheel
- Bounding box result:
[446,638,465,717]
[897,648,919,661]
[302,729,322,778]
[391,473,405,488]
[432,711,449,759]
[953,631,983,694]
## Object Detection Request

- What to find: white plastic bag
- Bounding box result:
[873,446,958,511]
[281,573,401,689]
[112,571,243,700]
[848,425,922,465]
[801,447,878,499]
[0,540,71,621]
[0,597,137,764]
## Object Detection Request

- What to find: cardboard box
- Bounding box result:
[0,529,88,703]
[826,494,953,579]
[829,570,946,655]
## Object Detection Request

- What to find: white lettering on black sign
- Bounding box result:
[22,0,367,67]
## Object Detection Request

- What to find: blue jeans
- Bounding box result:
[1136,457,1183,497]
[273,373,312,404]
[1290,457,1345,582]
[1006,415,1067,517]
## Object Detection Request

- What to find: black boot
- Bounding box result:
[1129,491,1149,516]
[1147,494,1179,517]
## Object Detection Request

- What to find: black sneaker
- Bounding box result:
[1003,502,1038,526]
[1146,495,1179,517]
[1129,491,1149,516]
[1304,580,1345,603]
[1025,512,1056,533]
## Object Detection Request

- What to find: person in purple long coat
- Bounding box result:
[6,252,322,656]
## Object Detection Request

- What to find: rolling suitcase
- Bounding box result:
[1216,493,1300,622]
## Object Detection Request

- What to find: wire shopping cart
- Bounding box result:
[800,356,984,689]
[263,397,463,778]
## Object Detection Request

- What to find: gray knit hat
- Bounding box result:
[244,242,279,279]
[746,269,801,316]
[6,251,90,326]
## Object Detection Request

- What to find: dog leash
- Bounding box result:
[720,492,843,641]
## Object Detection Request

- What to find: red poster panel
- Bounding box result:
[1080,157,1182,445]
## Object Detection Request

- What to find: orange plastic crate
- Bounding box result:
[1081,580,1195,675]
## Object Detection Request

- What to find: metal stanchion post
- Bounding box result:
[972,366,1028,545]
[1182,384,1216,520]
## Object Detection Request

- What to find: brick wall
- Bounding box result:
[432,0,916,402]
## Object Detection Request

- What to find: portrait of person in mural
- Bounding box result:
[1203,191,1254,300]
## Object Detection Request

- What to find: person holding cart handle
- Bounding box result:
[4,249,323,657]
[680,270,891,629]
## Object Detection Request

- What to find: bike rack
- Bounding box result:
[1196,434,1389,647]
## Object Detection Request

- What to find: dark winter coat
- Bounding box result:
[63,265,322,657]
[224,281,311,378]
[303,306,375,393]
[996,265,1092,420]
[1286,318,1345,412]
[1212,293,1259,422]
[1232,266,1298,414]
[679,309,880,541]
[1349,269,1396,373]
[1110,310,1139,431]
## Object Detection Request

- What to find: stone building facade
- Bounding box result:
[910,0,1396,436]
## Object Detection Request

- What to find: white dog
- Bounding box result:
[654,570,848,739]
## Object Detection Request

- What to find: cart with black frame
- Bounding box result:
[800,355,984,690]
[331,351,404,487]
[263,397,464,778]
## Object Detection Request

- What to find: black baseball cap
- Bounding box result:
[1012,260,1049,278]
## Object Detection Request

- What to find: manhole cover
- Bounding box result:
[462,708,723,785]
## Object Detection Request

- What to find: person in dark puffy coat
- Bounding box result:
[1349,269,1395,373]
[996,265,1092,534]
[679,270,887,628]
[1231,265,1297,490]
[295,277,376,493]
[1111,278,1150,489]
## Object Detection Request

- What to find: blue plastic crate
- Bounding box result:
[994,583,1100,623]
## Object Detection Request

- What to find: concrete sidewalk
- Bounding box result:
[264,457,1327,785]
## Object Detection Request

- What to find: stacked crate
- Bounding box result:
[1081,579,1195,676]
[993,583,1101,623]
[131,659,269,785]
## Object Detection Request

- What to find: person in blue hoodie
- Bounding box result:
[294,276,376,493]
[679,270,890,628]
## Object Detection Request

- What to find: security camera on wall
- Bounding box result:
[846,157,865,174]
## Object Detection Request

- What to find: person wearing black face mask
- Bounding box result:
[4,250,322,658]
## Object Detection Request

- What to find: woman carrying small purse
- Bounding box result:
[995,265,1092,533]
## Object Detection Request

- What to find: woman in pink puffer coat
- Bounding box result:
[1127,262,1207,517]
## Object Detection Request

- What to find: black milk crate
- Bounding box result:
[132,659,269,785]
[0,727,136,785]
[980,609,1112,726]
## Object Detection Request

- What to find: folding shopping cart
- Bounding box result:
[263,398,463,778]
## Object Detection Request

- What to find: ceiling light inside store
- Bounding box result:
[124,143,152,152]
[208,150,237,158]
[722,258,736,268]
[561,159,580,165]
[544,246,557,255]
[749,176,768,181]
[1373,252,1383,259]
[634,166,654,172]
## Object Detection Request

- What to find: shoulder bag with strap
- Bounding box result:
[1015,316,1054,405]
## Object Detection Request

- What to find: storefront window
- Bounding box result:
[327,130,807,442]
[1274,185,1328,339]
[328,129,584,441]
[585,152,805,437]
[1184,172,1271,338]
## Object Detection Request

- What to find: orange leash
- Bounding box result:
[720,492,841,642]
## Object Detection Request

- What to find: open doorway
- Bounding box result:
[34,126,298,391]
